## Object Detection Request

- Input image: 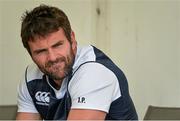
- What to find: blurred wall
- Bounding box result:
[108,0,180,118]
[0,0,180,119]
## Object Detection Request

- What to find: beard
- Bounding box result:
[38,48,75,81]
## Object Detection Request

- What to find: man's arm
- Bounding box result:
[16,112,42,120]
[67,109,106,120]
[17,65,42,120]
[68,63,120,120]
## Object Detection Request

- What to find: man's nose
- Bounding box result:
[47,49,57,61]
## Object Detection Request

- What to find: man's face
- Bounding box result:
[28,28,77,81]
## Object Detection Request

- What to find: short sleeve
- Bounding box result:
[68,62,121,113]
[17,72,38,113]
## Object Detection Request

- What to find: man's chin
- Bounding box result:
[48,72,66,80]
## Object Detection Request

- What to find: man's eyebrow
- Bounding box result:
[33,48,47,54]
[32,40,64,54]
[52,41,63,48]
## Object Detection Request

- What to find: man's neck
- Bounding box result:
[48,77,63,90]
[54,79,63,90]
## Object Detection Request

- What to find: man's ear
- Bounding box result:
[71,31,75,41]
[71,30,77,52]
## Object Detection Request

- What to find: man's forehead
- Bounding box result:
[29,28,65,42]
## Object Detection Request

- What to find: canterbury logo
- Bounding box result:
[35,91,50,103]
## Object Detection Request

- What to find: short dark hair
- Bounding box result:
[21,4,72,54]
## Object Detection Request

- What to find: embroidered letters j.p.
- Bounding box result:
[78,97,86,103]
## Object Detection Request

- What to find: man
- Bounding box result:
[16,4,138,120]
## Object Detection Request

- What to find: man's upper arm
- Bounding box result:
[17,75,38,113]
[68,63,121,120]
[17,65,40,117]
[17,78,40,120]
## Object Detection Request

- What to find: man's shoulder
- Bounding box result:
[72,62,118,86]
[25,63,44,82]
